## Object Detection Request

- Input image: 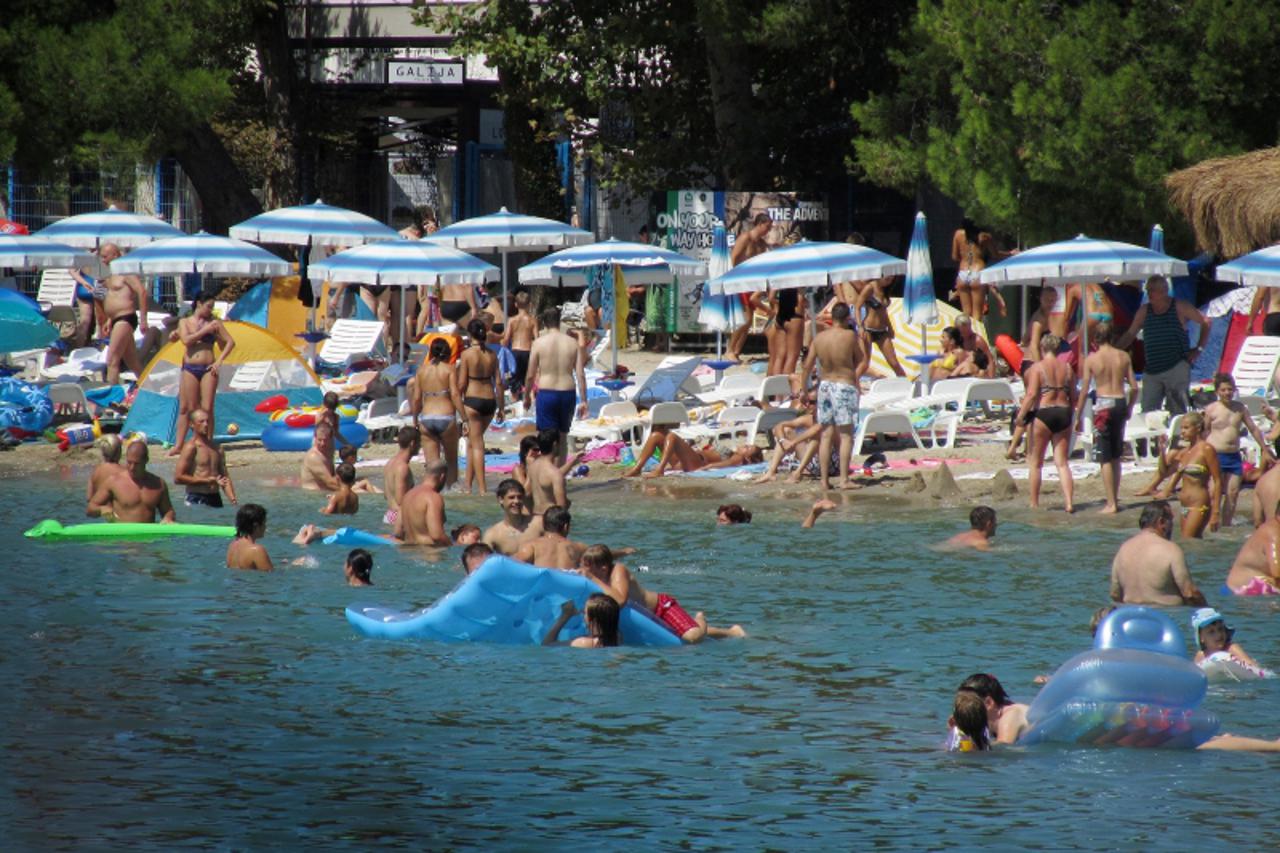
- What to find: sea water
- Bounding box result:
[4,471,1280,849]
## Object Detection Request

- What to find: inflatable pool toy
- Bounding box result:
[267,403,359,426]
[994,334,1026,375]
[346,554,683,647]
[254,394,289,414]
[260,420,369,452]
[56,420,101,451]
[1018,607,1219,748]
[0,376,53,438]
[24,519,236,541]
[1200,651,1274,683]
[322,527,397,547]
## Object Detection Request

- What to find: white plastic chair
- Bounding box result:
[36,269,79,324]
[758,374,794,410]
[699,372,760,405]
[599,401,639,420]
[697,405,760,444]
[317,319,386,369]
[48,382,95,418]
[746,408,799,446]
[628,356,705,406]
[359,397,408,441]
[1231,336,1280,399]
[227,360,274,392]
[853,410,925,455]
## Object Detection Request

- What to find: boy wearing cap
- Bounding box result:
[1191,608,1264,670]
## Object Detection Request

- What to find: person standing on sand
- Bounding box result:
[1116,275,1208,417]
[1014,333,1077,513]
[1074,322,1138,514]
[502,291,538,397]
[87,441,175,523]
[382,426,419,528]
[797,302,868,490]
[525,308,587,464]
[1109,501,1207,606]
[725,212,773,362]
[1204,373,1274,527]
[170,292,235,457]
[99,242,149,386]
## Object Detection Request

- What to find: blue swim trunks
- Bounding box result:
[1216,450,1244,477]
[536,388,578,432]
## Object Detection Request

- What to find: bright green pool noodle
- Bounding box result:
[24,519,236,541]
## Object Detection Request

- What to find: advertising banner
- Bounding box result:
[655,191,828,333]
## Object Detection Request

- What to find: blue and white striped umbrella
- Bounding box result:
[0,234,93,269]
[229,200,398,248]
[35,204,183,250]
[979,234,1187,285]
[697,222,744,333]
[1149,224,1165,254]
[1216,245,1280,289]
[109,232,291,278]
[307,239,499,288]
[518,238,706,286]
[904,212,938,327]
[423,207,591,251]
[708,240,906,295]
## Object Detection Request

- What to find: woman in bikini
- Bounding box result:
[950,218,1009,320]
[1140,412,1222,538]
[622,428,764,478]
[410,337,463,486]
[438,282,477,329]
[456,319,505,496]
[171,293,235,457]
[855,275,906,376]
[1013,333,1077,512]
[765,287,805,377]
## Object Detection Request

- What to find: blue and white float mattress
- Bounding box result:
[1018,607,1220,748]
[0,377,53,436]
[346,554,682,647]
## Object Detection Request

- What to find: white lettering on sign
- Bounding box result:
[386,60,464,86]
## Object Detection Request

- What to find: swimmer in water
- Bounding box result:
[461,542,494,575]
[85,434,124,504]
[716,504,752,525]
[321,463,359,515]
[451,523,481,546]
[226,503,272,571]
[344,548,372,586]
[514,506,586,570]
[87,440,175,523]
[1191,608,1263,670]
[336,445,381,494]
[542,594,620,648]
[943,506,997,551]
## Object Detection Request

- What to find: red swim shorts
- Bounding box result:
[655,593,699,638]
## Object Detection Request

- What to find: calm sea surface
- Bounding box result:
[4,466,1280,850]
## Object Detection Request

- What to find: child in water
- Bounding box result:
[345,548,373,586]
[322,463,359,515]
[1191,608,1264,670]
[543,594,619,648]
[948,673,1029,750]
[576,544,746,642]
[226,504,272,571]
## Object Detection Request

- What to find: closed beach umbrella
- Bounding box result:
[1216,245,1280,289]
[309,239,499,363]
[1149,224,1165,254]
[707,240,906,295]
[903,212,939,377]
[696,222,745,359]
[0,300,58,353]
[423,207,592,314]
[35,204,183,249]
[0,234,93,269]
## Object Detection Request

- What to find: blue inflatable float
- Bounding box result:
[0,377,53,437]
[323,526,396,547]
[1019,607,1220,748]
[346,554,683,647]
[260,420,369,452]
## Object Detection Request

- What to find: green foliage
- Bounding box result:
[853,0,1280,246]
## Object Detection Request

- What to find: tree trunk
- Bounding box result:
[252,1,301,208]
[172,123,262,234]
[695,1,761,188]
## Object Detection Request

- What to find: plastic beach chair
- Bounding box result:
[317,319,386,370]
[628,356,704,406]
[1231,336,1280,403]
[36,269,79,324]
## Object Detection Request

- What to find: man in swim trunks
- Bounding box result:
[396,460,452,546]
[1204,373,1274,526]
[1247,284,1280,337]
[300,421,341,491]
[525,308,586,464]
[87,440,176,523]
[99,242,149,385]
[1225,505,1280,595]
[514,505,586,570]
[725,212,773,362]
[482,478,544,555]
[797,302,868,490]
[526,429,570,513]
[1073,322,1138,514]
[1109,501,1207,606]
[382,426,418,528]
[174,408,236,508]
[943,506,997,551]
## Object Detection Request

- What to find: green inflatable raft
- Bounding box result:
[24,519,236,542]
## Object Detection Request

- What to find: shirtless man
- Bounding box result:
[1251,463,1280,527]
[382,426,419,528]
[85,435,124,503]
[1109,501,1207,606]
[99,242,149,385]
[1224,508,1280,596]
[482,479,544,555]
[1204,373,1273,526]
[87,441,176,523]
[514,505,585,570]
[300,421,341,491]
[526,429,569,514]
[725,212,773,362]
[502,291,538,396]
[396,460,452,546]
[797,302,868,490]
[525,308,587,463]
[953,315,995,378]
[943,506,997,550]
[1073,322,1138,513]
[174,409,236,508]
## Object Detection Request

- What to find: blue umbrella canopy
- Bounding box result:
[1216,245,1280,289]
[0,234,93,269]
[35,205,183,250]
[230,200,398,247]
[1149,224,1165,254]
[708,240,906,295]
[979,234,1187,285]
[904,212,938,327]
[109,232,291,278]
[518,238,706,286]
[696,222,744,332]
[307,239,499,288]
[0,300,58,353]
[422,207,591,251]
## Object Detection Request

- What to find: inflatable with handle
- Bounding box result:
[25,519,236,542]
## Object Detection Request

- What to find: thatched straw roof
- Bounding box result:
[1166,148,1280,258]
